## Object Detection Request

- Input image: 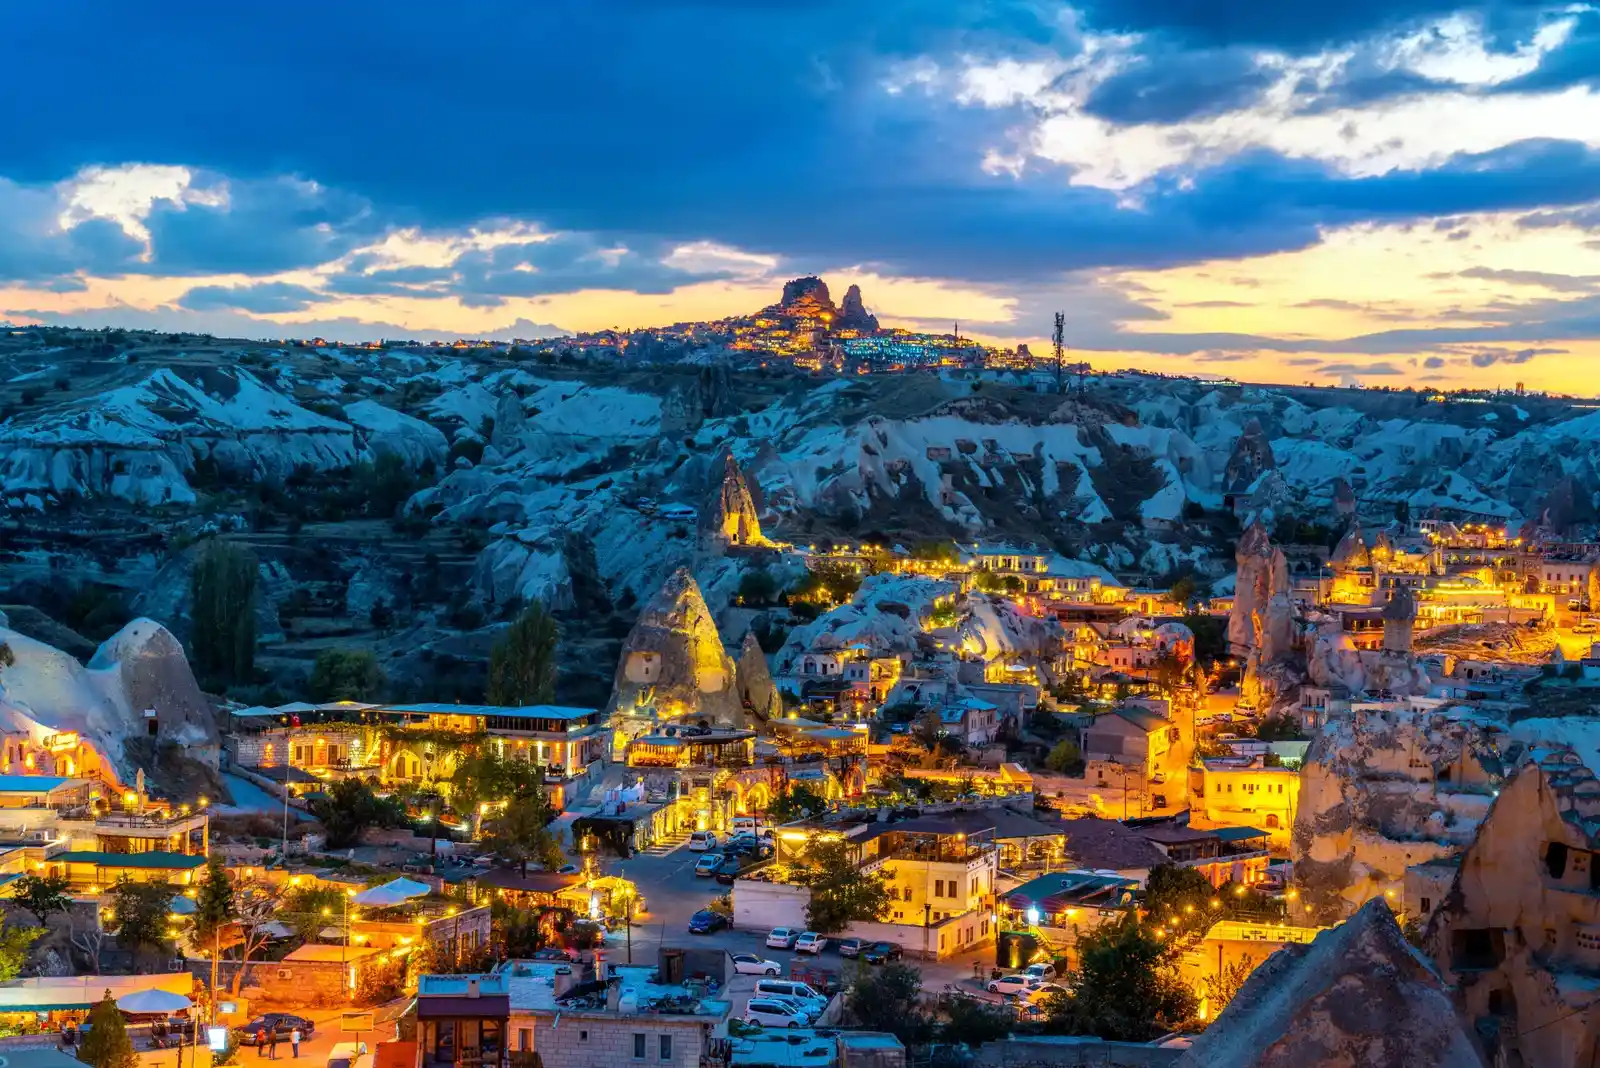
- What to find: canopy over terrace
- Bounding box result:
[353,877,433,907]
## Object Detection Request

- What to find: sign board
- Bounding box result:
[341,1011,375,1033]
[208,1028,229,1052]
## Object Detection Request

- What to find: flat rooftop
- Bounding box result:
[502,961,729,1018]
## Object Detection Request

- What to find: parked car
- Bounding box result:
[743,1000,808,1029]
[731,954,782,976]
[714,866,741,886]
[794,932,828,955]
[557,863,580,874]
[688,831,718,852]
[241,1015,315,1044]
[732,816,766,836]
[687,909,728,934]
[753,979,827,1012]
[694,854,723,877]
[1025,963,1056,981]
[987,975,1044,996]
[530,947,578,962]
[1025,983,1069,1003]
[836,937,864,958]
[860,941,903,965]
[766,927,800,949]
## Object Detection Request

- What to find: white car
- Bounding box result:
[688,831,718,852]
[743,1000,808,1029]
[794,932,827,955]
[1024,963,1055,981]
[987,974,1044,996]
[765,927,800,949]
[752,979,826,1013]
[694,854,722,877]
[730,954,782,976]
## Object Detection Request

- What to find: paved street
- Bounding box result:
[600,845,1000,997]
[134,1006,402,1068]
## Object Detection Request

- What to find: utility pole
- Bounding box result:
[1052,312,1065,395]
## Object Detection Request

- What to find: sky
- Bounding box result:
[6,1,1600,391]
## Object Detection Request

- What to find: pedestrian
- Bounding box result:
[256,1029,267,1057]
[268,1028,279,1060]
[291,1029,301,1059]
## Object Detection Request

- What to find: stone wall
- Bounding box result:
[845,913,993,961]
[190,958,349,1008]
[732,879,810,932]
[513,1012,710,1068]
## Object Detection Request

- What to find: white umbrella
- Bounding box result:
[351,877,431,907]
[118,990,193,1014]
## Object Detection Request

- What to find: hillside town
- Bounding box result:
[6,403,1600,1068]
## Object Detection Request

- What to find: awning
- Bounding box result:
[117,990,192,1014]
[416,995,509,1019]
[352,877,432,906]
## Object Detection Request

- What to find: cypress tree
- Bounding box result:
[190,539,258,685]
[78,989,137,1068]
[487,602,559,705]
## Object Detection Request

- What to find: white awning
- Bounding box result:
[117,989,192,1014]
[351,877,431,907]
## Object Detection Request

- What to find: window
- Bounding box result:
[659,1035,673,1061]
[518,1030,530,1051]
[934,879,944,897]
[634,1034,647,1060]
[579,1030,589,1043]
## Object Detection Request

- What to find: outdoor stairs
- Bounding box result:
[644,832,692,856]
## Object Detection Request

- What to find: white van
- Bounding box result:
[732,816,765,836]
[687,831,718,852]
[744,1000,808,1029]
[753,979,827,1011]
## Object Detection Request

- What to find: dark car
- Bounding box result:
[836,937,864,958]
[240,1015,315,1044]
[530,947,578,962]
[688,909,728,934]
[861,941,903,965]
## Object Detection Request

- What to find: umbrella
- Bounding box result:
[118,990,192,1014]
[351,877,431,907]
[168,896,197,916]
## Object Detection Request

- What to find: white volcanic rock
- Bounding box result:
[775,574,957,672]
[342,400,448,468]
[609,567,741,725]
[1176,899,1484,1068]
[735,631,782,721]
[0,618,218,786]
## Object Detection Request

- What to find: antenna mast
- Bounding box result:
[1052,312,1065,394]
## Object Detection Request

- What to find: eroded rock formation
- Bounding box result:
[836,284,879,331]
[1224,418,1277,496]
[735,630,781,722]
[608,567,741,727]
[1383,587,1417,654]
[1176,899,1485,1068]
[701,449,764,548]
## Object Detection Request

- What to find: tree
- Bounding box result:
[1045,914,1197,1041]
[308,649,385,702]
[845,963,934,1045]
[192,856,237,952]
[482,792,562,875]
[766,784,827,824]
[790,837,892,933]
[1204,954,1254,1018]
[309,778,406,848]
[69,914,106,975]
[450,751,544,815]
[938,992,1013,1046]
[190,539,258,685]
[0,921,41,982]
[78,989,137,1068]
[1044,739,1082,774]
[487,603,559,705]
[737,568,779,605]
[11,872,72,927]
[1169,574,1197,607]
[281,885,352,941]
[104,878,173,957]
[230,880,286,996]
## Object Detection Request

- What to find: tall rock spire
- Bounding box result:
[701,448,764,548]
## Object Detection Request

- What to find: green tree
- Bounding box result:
[308,649,385,702]
[0,920,41,981]
[281,885,352,941]
[190,539,258,685]
[1169,574,1197,607]
[11,872,72,927]
[487,603,559,705]
[1044,739,1082,774]
[309,778,406,848]
[78,989,137,1068]
[845,963,935,1045]
[192,855,237,951]
[1044,914,1197,1041]
[450,751,542,816]
[766,784,827,824]
[737,568,779,605]
[104,878,174,956]
[482,792,562,875]
[791,837,892,933]
[938,992,1013,1046]
[1204,954,1254,1018]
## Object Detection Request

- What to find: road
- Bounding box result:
[134,1006,401,1068]
[601,844,999,996]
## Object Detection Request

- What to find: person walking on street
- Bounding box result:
[256,1029,267,1057]
[291,1029,301,1059]
[268,1029,279,1060]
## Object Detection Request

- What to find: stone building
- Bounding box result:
[1425,752,1600,1067]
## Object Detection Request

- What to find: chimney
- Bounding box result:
[606,982,621,1012]
[466,979,480,999]
[595,950,608,983]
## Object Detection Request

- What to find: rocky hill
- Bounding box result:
[4,324,1600,705]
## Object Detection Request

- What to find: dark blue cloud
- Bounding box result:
[178,282,329,314]
[1084,48,1274,124]
[1072,0,1557,52]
